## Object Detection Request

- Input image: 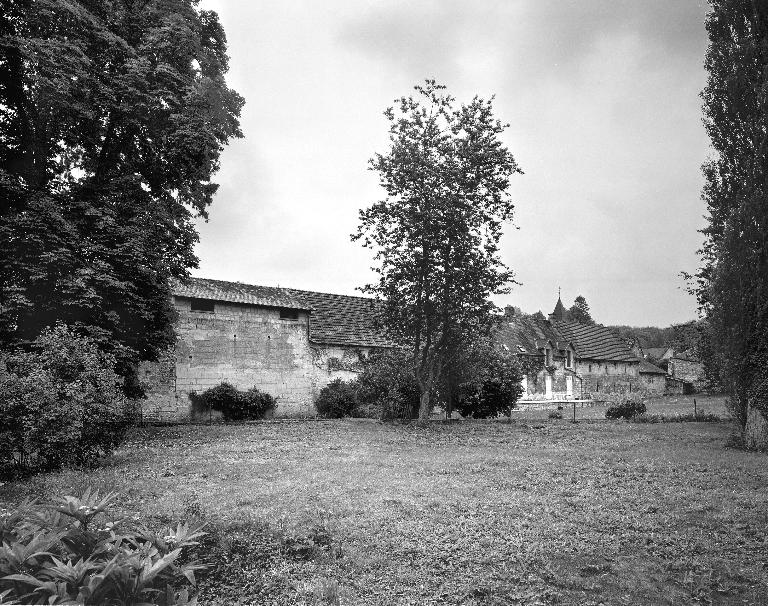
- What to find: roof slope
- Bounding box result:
[552,321,638,362]
[644,346,671,359]
[497,315,566,355]
[639,359,667,375]
[287,289,392,348]
[174,278,309,309]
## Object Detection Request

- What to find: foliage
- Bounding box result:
[605,398,647,420]
[0,324,132,479]
[314,379,357,419]
[690,1,768,436]
[608,325,675,350]
[353,80,521,421]
[189,382,275,421]
[568,295,595,325]
[548,410,563,420]
[0,488,205,605]
[456,348,524,418]
[0,0,244,395]
[633,412,723,423]
[355,350,420,420]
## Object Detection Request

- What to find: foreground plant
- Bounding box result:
[0,488,206,605]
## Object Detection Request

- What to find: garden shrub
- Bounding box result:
[456,349,524,418]
[548,410,563,420]
[190,382,276,420]
[355,350,420,420]
[315,378,357,418]
[0,324,133,479]
[605,397,647,420]
[0,488,206,605]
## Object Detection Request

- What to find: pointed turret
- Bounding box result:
[549,290,568,321]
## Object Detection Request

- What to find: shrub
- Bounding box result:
[0,324,132,479]
[315,379,357,418]
[605,397,647,420]
[355,350,420,420]
[190,382,275,421]
[0,488,206,605]
[456,349,524,419]
[548,410,563,420]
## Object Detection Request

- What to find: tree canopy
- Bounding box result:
[0,0,243,393]
[695,0,768,446]
[354,80,521,421]
[568,295,595,325]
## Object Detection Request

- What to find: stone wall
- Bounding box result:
[639,373,666,394]
[521,357,643,400]
[139,297,377,421]
[669,358,704,385]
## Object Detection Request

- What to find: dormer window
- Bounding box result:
[190,298,215,312]
[279,308,299,320]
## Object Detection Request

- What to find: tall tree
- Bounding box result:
[695,0,768,447]
[568,295,595,325]
[0,0,243,393]
[354,80,521,422]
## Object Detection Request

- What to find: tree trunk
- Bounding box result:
[744,401,768,450]
[417,389,431,424]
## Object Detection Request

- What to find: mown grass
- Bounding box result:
[2,404,766,605]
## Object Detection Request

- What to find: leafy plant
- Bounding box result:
[0,488,206,605]
[189,382,275,421]
[315,379,357,419]
[548,410,563,420]
[354,350,420,420]
[0,324,133,479]
[456,348,524,419]
[605,398,647,420]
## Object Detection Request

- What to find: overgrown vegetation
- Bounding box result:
[605,397,647,420]
[0,489,205,605]
[189,383,275,421]
[0,1,243,395]
[455,348,524,418]
[315,379,357,419]
[0,325,132,480]
[691,0,768,448]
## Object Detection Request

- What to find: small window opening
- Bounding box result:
[190,298,215,312]
[279,308,299,320]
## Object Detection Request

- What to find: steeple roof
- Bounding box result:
[550,294,568,321]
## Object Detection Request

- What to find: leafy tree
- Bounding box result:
[455,346,524,419]
[693,0,768,447]
[354,80,521,422]
[0,0,244,394]
[568,295,595,325]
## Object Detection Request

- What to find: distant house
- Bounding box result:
[667,350,704,393]
[497,296,642,401]
[638,359,667,394]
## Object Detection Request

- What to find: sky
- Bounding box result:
[195,0,712,327]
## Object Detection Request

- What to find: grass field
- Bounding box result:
[2,398,767,605]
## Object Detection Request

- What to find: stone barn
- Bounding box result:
[140,278,390,421]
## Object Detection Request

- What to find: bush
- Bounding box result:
[0,324,132,479]
[355,350,420,420]
[456,349,524,419]
[605,397,647,420]
[190,382,275,421]
[0,488,206,605]
[315,378,357,418]
[548,410,563,420]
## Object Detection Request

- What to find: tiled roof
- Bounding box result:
[552,321,638,362]
[672,349,700,363]
[497,316,571,356]
[174,278,310,310]
[286,289,393,348]
[644,347,671,359]
[639,359,667,375]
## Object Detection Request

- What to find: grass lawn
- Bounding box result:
[2,402,767,605]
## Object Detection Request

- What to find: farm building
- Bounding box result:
[140,278,390,421]
[496,297,644,401]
